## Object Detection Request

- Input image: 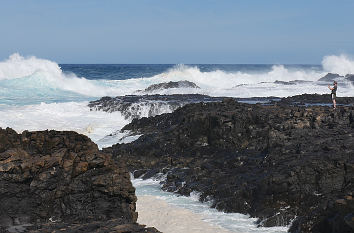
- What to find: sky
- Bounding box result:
[0,0,353,64]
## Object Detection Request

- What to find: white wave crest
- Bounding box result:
[1,53,354,101]
[0,53,62,80]
[116,64,326,97]
[0,53,123,97]
[0,102,130,148]
[322,54,354,76]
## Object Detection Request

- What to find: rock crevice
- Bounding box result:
[105,96,354,233]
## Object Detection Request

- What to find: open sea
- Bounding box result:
[1,53,354,232]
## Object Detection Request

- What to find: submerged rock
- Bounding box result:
[0,128,160,233]
[105,96,354,233]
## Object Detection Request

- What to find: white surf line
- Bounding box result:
[136,195,233,233]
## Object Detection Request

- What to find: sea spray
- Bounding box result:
[322,54,354,75]
[2,53,354,106]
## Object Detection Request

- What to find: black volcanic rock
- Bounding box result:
[318,73,343,82]
[143,80,199,92]
[106,97,354,233]
[0,128,160,233]
[88,94,224,119]
[20,220,161,233]
[275,93,354,106]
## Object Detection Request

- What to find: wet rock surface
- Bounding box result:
[88,94,224,119]
[0,128,160,233]
[105,95,354,233]
[88,93,354,121]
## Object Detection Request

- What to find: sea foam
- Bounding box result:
[322,54,354,76]
[133,177,289,233]
[0,102,129,148]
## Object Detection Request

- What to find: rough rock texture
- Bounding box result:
[88,94,354,121]
[275,93,354,106]
[105,96,354,233]
[16,220,160,233]
[0,128,160,233]
[88,94,224,119]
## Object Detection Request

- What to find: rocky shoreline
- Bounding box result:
[103,94,354,233]
[0,128,160,233]
[1,93,354,233]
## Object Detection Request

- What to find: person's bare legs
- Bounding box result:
[333,99,336,109]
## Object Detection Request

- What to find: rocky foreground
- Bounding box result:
[1,93,354,233]
[0,128,160,233]
[103,94,354,233]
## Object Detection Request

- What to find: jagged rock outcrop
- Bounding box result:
[88,94,223,119]
[0,128,160,233]
[105,96,354,233]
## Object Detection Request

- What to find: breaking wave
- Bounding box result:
[1,53,354,106]
[0,53,125,99]
[322,54,354,76]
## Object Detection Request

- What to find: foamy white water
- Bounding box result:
[0,101,175,149]
[137,195,233,233]
[1,53,354,106]
[1,53,354,232]
[0,102,130,148]
[322,54,354,76]
[133,178,289,233]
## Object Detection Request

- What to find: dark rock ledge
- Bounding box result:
[0,128,160,233]
[104,96,354,233]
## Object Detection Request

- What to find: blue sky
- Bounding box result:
[0,0,353,64]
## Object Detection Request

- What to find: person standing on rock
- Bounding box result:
[328,81,337,109]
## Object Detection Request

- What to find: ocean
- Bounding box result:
[1,53,354,232]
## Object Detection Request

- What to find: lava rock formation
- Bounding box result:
[105,96,354,233]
